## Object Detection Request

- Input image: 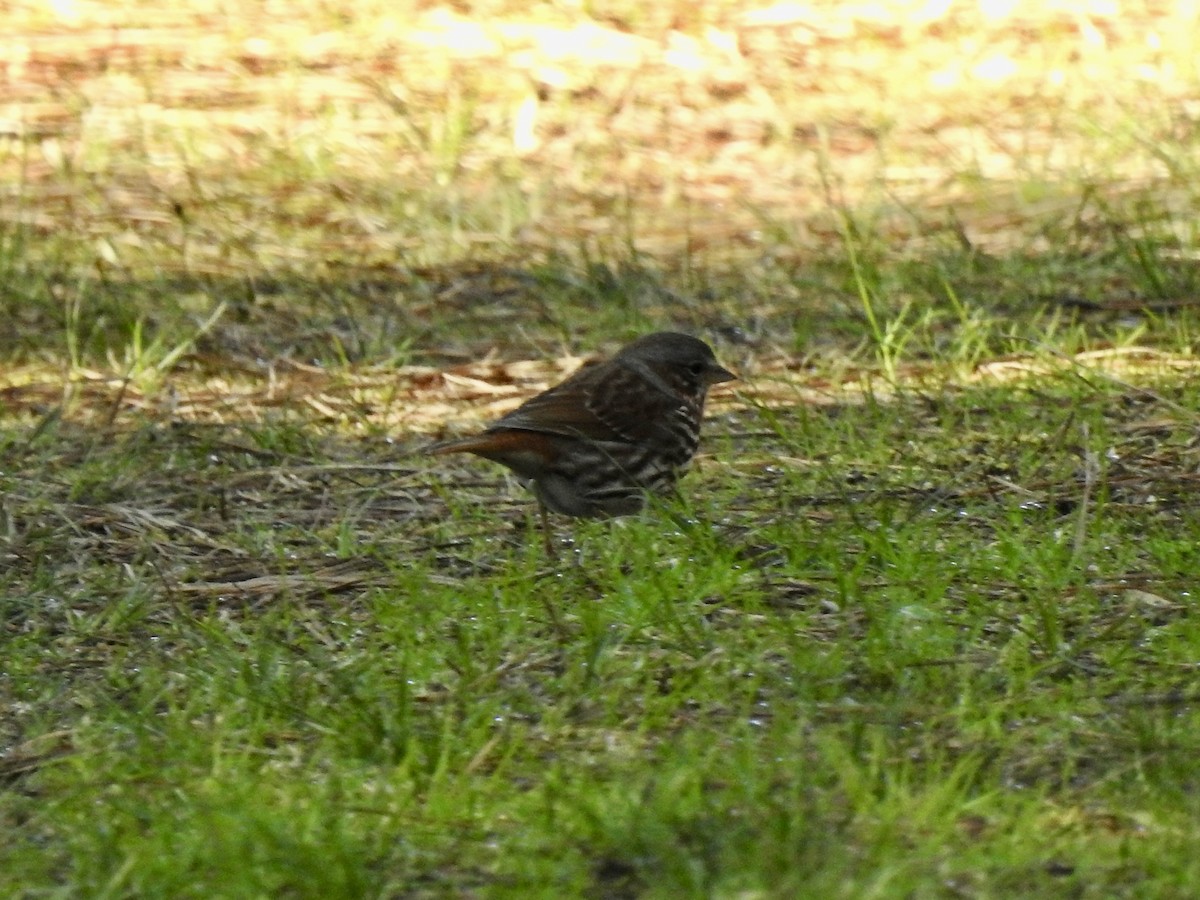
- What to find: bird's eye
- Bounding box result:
[688,361,706,376]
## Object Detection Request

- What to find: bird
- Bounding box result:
[428,332,735,522]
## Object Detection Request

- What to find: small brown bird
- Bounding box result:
[428,332,735,519]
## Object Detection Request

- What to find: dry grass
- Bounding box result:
[3,0,1198,276]
[4,342,1199,438]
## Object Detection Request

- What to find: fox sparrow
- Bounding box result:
[428,332,735,517]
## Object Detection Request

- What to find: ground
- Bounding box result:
[3,2,1200,897]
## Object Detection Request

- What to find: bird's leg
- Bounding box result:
[538,501,557,558]
[531,502,575,641]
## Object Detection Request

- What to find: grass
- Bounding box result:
[5,0,1200,896]
[6,361,1200,896]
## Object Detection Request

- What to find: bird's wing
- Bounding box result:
[490,379,622,441]
[493,360,683,444]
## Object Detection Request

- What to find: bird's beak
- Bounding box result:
[706,363,737,386]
